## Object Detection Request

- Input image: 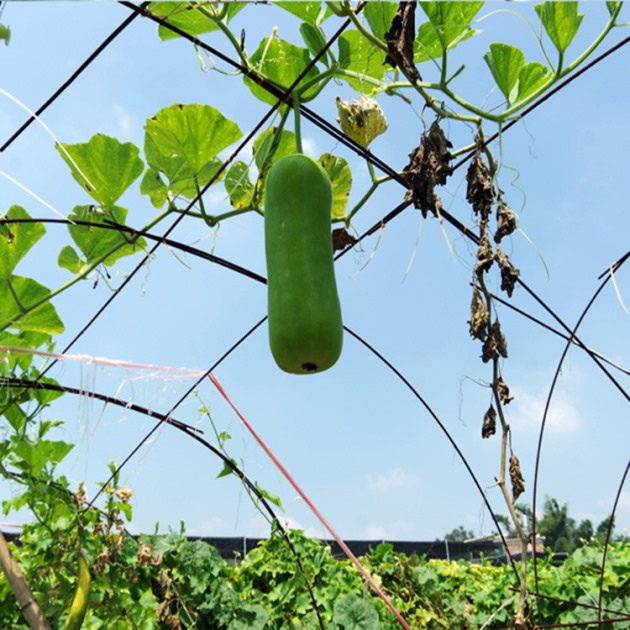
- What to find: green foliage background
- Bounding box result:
[1,517,629,628]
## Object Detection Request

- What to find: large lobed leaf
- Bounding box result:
[243,37,321,105]
[420,2,484,52]
[275,1,331,26]
[145,103,242,175]
[338,30,387,95]
[142,104,240,207]
[484,43,525,103]
[363,2,399,43]
[535,2,584,54]
[149,2,245,41]
[58,134,144,210]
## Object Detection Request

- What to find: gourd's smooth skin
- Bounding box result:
[264,154,343,374]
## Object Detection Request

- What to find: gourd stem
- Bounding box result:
[292,92,303,153]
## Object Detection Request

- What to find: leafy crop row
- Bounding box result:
[1,512,628,628]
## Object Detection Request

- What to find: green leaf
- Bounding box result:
[535,2,584,54]
[58,134,144,210]
[171,157,224,200]
[254,483,284,511]
[143,133,225,204]
[333,593,379,629]
[0,330,52,372]
[275,2,330,26]
[44,439,74,466]
[217,458,237,479]
[145,103,242,174]
[3,493,29,516]
[57,245,84,274]
[149,2,245,41]
[243,37,321,105]
[414,21,444,63]
[337,30,387,94]
[225,162,254,210]
[0,276,64,334]
[420,2,484,51]
[363,2,398,43]
[33,376,64,406]
[2,406,27,434]
[67,205,147,267]
[606,2,623,17]
[414,20,479,64]
[0,23,10,46]
[0,206,46,279]
[223,3,246,24]
[252,128,296,173]
[140,168,169,209]
[300,23,330,66]
[484,43,525,103]
[13,438,73,476]
[319,153,352,220]
[116,501,133,521]
[516,61,549,101]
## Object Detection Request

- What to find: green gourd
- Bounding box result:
[63,551,91,630]
[264,153,343,374]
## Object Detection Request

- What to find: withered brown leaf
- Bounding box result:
[475,232,494,275]
[496,377,513,404]
[482,405,497,438]
[495,247,520,297]
[495,195,517,243]
[402,122,453,217]
[466,152,494,220]
[509,453,525,502]
[332,227,357,252]
[468,285,489,340]
[384,1,420,83]
[482,320,508,362]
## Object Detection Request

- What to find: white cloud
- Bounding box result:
[367,468,418,492]
[112,104,133,136]
[510,386,582,436]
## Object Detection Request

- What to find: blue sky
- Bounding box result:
[1,2,628,544]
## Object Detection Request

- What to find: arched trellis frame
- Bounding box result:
[0,2,628,628]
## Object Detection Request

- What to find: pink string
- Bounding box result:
[207,373,411,629]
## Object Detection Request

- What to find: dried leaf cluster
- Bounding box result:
[384,1,420,83]
[402,122,453,217]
